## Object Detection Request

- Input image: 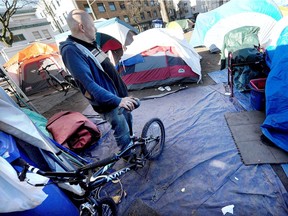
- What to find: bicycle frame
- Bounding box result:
[10,116,164,215]
[38,64,76,95]
[20,136,156,190]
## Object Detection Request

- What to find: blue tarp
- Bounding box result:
[83,84,288,215]
[261,39,288,152]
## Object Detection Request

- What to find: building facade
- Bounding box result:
[35,0,231,34]
[75,0,164,31]
[1,7,54,46]
[36,0,78,33]
[0,7,55,64]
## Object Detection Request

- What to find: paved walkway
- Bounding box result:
[27,87,79,114]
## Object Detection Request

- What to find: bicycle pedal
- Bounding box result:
[135,157,145,167]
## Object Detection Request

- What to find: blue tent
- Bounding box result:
[261,25,288,151]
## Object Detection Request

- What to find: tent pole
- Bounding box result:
[0,65,39,113]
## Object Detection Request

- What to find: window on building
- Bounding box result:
[42,29,51,38]
[51,2,57,10]
[147,11,152,18]
[63,12,68,18]
[108,2,116,11]
[32,31,42,40]
[144,0,148,6]
[97,3,106,12]
[84,4,92,14]
[11,34,26,43]
[153,10,157,17]
[140,12,145,20]
[150,0,155,6]
[119,1,125,9]
[55,0,60,7]
[59,16,64,25]
[123,15,130,23]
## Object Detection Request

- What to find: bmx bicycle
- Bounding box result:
[16,104,165,215]
[38,63,78,95]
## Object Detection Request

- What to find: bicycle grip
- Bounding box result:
[118,98,141,115]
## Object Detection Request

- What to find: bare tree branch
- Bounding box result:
[0,0,37,47]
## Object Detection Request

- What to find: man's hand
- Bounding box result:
[119,97,140,111]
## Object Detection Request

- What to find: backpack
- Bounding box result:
[46,111,101,151]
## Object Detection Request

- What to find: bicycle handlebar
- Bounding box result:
[42,63,55,70]
[37,63,55,74]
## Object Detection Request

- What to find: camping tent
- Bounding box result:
[260,19,288,151]
[55,17,138,50]
[190,0,283,52]
[166,19,194,33]
[94,17,138,48]
[262,16,288,50]
[118,28,201,90]
[54,17,138,66]
[3,42,64,96]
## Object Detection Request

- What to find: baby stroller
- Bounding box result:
[220,26,268,97]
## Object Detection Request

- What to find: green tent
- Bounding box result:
[220,26,260,69]
[166,19,194,32]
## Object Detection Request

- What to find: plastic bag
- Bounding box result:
[0,157,48,213]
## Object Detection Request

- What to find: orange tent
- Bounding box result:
[3,42,59,68]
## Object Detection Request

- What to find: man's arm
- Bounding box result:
[61,45,121,108]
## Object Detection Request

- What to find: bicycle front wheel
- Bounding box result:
[141,118,165,160]
[96,197,117,216]
[80,197,117,216]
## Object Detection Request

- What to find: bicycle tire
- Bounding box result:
[47,78,64,92]
[65,75,78,89]
[96,197,117,216]
[141,118,165,160]
[80,197,117,216]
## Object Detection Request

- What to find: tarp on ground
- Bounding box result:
[261,25,288,152]
[190,0,283,52]
[118,28,201,90]
[82,84,288,215]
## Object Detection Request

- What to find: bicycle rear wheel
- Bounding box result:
[141,118,165,160]
[47,78,64,92]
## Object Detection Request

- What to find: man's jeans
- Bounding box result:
[99,108,132,150]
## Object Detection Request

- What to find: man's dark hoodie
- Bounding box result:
[60,36,128,113]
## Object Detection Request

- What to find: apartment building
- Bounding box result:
[1,7,54,46]
[75,0,166,31]
[36,0,78,33]
[0,7,55,64]
[35,0,231,34]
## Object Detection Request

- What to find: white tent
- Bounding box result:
[190,0,283,52]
